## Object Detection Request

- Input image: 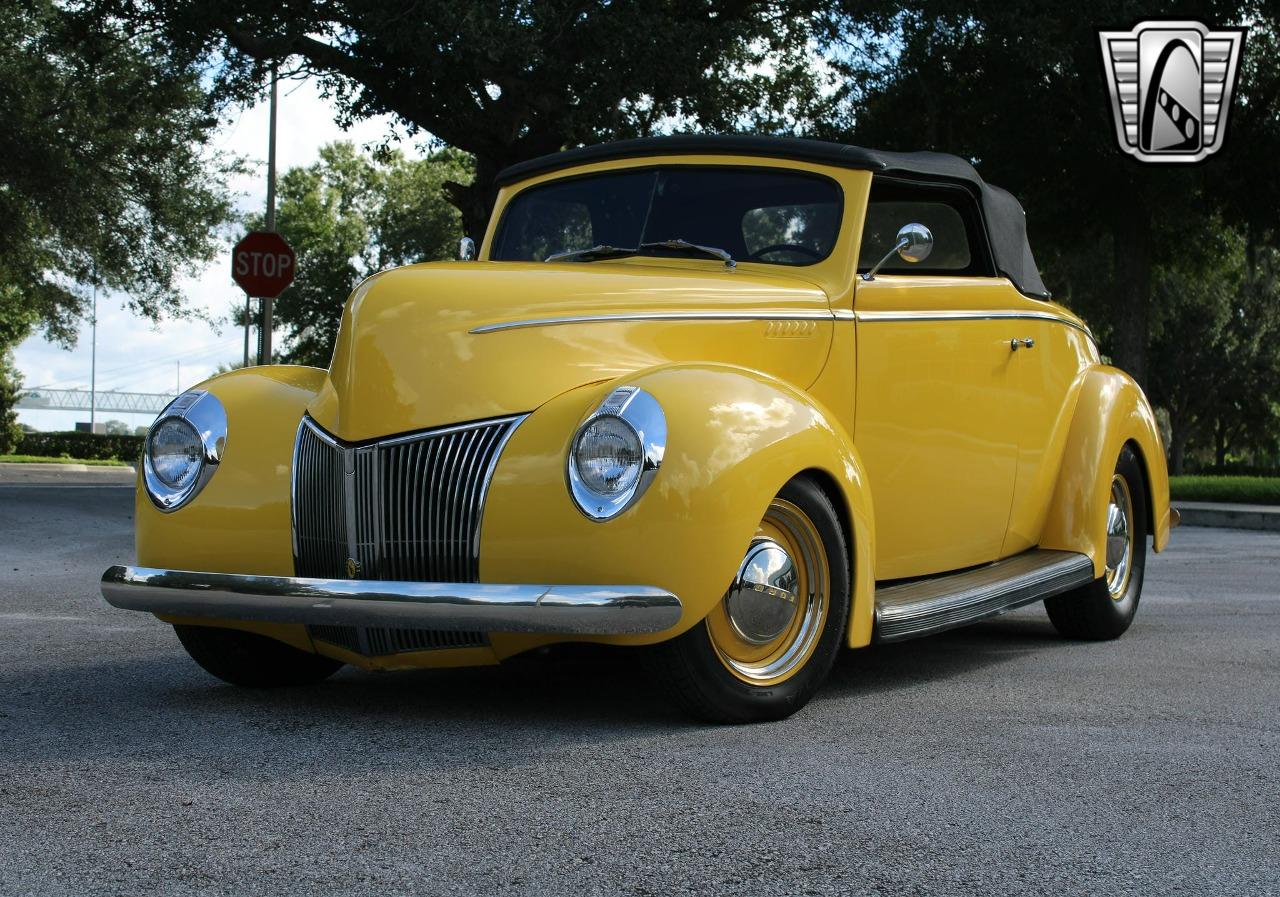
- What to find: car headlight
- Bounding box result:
[143,389,227,511]
[567,386,665,521]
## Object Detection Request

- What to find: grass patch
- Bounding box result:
[1169,475,1280,505]
[0,454,131,467]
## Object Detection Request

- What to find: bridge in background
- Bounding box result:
[17,388,175,415]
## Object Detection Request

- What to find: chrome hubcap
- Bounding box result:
[1105,475,1134,600]
[709,500,829,685]
[724,538,800,644]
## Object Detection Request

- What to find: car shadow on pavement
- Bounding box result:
[0,608,1078,768]
[825,610,1067,696]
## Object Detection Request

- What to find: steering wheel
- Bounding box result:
[746,243,823,262]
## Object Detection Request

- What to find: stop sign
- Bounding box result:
[232,231,296,298]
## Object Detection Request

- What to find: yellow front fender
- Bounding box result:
[479,363,877,658]
[135,365,327,576]
[1040,366,1172,576]
[135,365,328,653]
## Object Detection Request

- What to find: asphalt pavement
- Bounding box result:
[1,482,1277,896]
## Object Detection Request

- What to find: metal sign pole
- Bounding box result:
[89,275,97,432]
[260,63,278,366]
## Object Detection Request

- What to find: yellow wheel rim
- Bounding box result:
[1105,474,1135,601]
[706,498,830,686]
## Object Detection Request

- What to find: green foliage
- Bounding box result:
[0,348,22,454]
[1148,235,1280,473]
[1169,476,1280,506]
[1,0,238,347]
[16,430,144,462]
[104,1,845,235]
[252,142,470,367]
[0,454,129,467]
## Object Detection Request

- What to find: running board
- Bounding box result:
[873,549,1095,643]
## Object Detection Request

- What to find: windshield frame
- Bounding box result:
[489,164,846,269]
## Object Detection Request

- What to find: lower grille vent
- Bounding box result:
[309,625,488,657]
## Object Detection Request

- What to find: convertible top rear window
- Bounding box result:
[493,167,842,267]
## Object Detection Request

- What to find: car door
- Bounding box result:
[1000,310,1098,557]
[853,179,1021,581]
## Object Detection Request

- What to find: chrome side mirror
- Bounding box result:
[459,236,476,261]
[862,223,934,281]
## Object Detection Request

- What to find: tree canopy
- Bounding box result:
[106,0,846,236]
[1,0,238,346]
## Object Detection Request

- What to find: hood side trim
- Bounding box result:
[471,310,854,334]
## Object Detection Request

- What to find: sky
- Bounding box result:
[14,78,415,431]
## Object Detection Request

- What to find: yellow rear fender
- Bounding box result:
[1040,366,1172,576]
[135,365,328,577]
[479,363,878,654]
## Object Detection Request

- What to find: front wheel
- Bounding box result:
[174,624,344,687]
[651,476,851,723]
[1045,446,1148,640]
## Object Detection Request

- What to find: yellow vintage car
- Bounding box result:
[101,136,1174,722]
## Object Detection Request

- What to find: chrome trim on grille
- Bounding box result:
[100,565,683,635]
[291,415,526,582]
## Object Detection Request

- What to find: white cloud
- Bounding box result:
[14,77,417,431]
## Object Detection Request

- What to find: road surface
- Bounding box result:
[1,482,1276,895]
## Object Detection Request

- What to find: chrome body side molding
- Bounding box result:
[468,307,1094,344]
[873,549,1095,643]
[470,310,844,334]
[854,309,1097,344]
[101,565,682,636]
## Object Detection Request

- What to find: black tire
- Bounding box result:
[650,476,852,724]
[1045,446,1148,640]
[174,624,344,687]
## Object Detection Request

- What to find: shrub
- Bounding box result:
[15,430,145,462]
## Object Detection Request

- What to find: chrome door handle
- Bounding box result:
[1010,337,1035,351]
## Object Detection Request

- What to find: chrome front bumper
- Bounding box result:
[100,566,682,635]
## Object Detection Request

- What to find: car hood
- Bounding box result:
[306,260,835,442]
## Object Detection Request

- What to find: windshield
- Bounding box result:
[492,167,842,267]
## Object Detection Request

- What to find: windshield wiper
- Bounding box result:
[544,238,735,268]
[639,239,736,268]
[544,244,638,263]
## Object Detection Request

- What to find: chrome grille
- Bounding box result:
[291,415,521,582]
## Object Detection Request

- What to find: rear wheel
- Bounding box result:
[1045,446,1148,640]
[652,477,851,723]
[174,624,344,687]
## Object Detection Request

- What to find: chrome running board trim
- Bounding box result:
[873,549,1094,643]
[100,565,682,635]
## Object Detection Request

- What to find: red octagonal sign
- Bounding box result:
[232,230,296,298]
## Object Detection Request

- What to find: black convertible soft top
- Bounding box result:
[495,135,1050,299]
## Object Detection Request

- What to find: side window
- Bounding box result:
[857,180,992,276]
[741,203,840,264]
[496,198,593,262]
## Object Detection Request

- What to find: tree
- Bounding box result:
[103,419,131,435]
[0,348,22,454]
[825,2,1280,388]
[251,142,470,367]
[1,0,238,349]
[104,1,844,237]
